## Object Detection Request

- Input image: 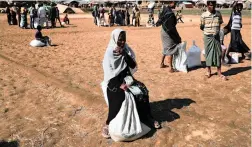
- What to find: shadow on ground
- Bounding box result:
[223,66,251,76]
[143,98,196,138]
[0,140,19,147]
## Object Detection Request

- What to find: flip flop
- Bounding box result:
[102,126,110,139]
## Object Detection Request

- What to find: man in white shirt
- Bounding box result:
[38,3,48,28]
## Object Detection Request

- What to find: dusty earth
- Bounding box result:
[0,13,251,147]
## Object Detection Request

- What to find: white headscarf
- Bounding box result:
[101,28,137,105]
[103,28,136,83]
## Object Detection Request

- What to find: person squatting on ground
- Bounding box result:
[35,25,51,46]
[156,1,182,73]
[63,14,70,25]
[224,1,250,62]
[200,0,227,80]
[101,28,160,138]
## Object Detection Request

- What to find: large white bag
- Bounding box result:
[187,40,202,68]
[109,91,151,142]
[30,39,46,47]
[173,41,188,73]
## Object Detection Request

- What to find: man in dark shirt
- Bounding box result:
[156,1,181,72]
[50,4,57,28]
[35,25,51,46]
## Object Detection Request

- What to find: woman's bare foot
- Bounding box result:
[153,121,161,129]
[102,125,110,139]
[168,68,174,73]
[160,64,168,68]
[204,67,212,79]
[147,115,161,129]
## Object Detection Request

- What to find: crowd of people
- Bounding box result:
[4,0,250,142]
[101,0,250,141]
[92,4,142,27]
[92,4,186,28]
[5,3,70,29]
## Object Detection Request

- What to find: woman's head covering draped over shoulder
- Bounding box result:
[102,28,137,83]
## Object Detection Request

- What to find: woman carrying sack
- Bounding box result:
[101,28,160,141]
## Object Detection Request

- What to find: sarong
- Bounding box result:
[228,29,250,53]
[161,27,179,56]
[204,34,222,67]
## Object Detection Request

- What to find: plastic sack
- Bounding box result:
[133,18,136,26]
[34,18,39,29]
[219,29,224,42]
[230,53,240,64]
[109,91,151,142]
[173,41,188,73]
[187,40,202,68]
[30,39,46,47]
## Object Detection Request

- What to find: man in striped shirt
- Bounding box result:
[200,0,227,80]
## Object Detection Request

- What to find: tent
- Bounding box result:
[180,2,194,8]
[56,4,75,13]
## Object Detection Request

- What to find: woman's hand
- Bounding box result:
[120,83,128,91]
[114,46,123,55]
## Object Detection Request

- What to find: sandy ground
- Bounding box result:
[0,13,251,147]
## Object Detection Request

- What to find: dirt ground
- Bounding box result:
[0,13,251,147]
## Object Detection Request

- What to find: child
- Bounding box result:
[63,14,69,25]
[176,10,184,23]
[35,25,51,46]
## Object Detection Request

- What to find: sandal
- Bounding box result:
[102,125,110,139]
